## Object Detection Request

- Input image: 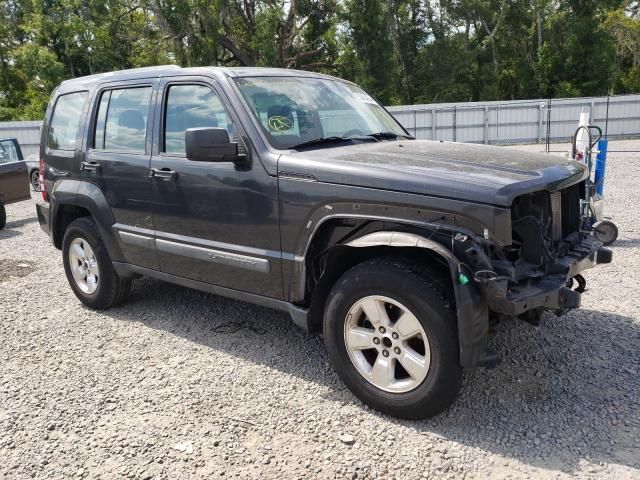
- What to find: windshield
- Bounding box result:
[234,76,408,149]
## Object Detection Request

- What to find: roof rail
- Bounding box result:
[116,65,181,73]
[60,65,182,85]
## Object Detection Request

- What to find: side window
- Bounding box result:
[163,84,233,155]
[94,87,152,152]
[0,140,19,163]
[48,91,88,150]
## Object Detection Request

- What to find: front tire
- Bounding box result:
[62,217,131,309]
[323,258,461,419]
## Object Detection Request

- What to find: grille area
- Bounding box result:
[550,191,562,241]
[510,183,583,265]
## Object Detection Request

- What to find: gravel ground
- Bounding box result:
[1,141,639,480]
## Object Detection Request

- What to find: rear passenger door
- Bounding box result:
[149,77,283,299]
[84,81,159,270]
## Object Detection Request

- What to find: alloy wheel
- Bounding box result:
[68,238,99,294]
[343,295,431,393]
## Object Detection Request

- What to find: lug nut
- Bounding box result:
[382,350,389,357]
[392,332,399,340]
[379,326,386,334]
[394,347,401,355]
[373,337,380,345]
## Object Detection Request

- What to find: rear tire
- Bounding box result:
[0,202,5,230]
[62,217,131,310]
[323,257,462,419]
[30,170,41,192]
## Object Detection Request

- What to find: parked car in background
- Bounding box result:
[0,138,30,229]
[0,138,40,191]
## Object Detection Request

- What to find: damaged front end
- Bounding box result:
[461,182,612,319]
[449,181,613,368]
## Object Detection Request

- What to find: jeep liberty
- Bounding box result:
[36,66,612,419]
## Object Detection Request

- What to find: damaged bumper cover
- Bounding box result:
[476,236,612,316]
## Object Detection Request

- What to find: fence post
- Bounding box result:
[413,110,417,138]
[605,96,610,139]
[453,106,457,142]
[431,108,436,140]
[496,105,500,145]
[546,98,552,153]
[484,106,489,144]
[537,103,543,144]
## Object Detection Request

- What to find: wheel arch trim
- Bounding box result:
[345,231,456,261]
[50,179,125,262]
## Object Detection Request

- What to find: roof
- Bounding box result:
[58,65,341,90]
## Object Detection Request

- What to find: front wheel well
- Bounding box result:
[53,205,92,249]
[306,246,454,333]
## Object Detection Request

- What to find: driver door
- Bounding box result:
[149,77,283,299]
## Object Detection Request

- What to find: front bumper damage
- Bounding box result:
[476,235,612,315]
[456,233,612,369]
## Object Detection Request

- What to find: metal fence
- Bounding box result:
[387,94,640,147]
[0,94,639,157]
[0,120,42,158]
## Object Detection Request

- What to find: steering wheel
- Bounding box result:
[344,129,364,138]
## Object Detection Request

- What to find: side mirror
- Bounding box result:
[185,127,247,164]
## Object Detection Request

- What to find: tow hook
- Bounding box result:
[574,274,587,293]
[566,274,587,293]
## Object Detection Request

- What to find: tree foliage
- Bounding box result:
[0,0,638,119]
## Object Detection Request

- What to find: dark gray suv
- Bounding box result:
[36,66,612,419]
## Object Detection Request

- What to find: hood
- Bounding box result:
[277,140,587,206]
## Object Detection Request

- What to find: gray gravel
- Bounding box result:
[1,141,639,479]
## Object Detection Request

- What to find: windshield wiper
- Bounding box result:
[289,133,408,150]
[290,136,359,150]
[366,132,414,140]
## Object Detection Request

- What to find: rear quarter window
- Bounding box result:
[48,91,88,150]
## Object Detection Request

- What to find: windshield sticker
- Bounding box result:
[268,115,294,133]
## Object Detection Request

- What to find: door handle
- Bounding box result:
[80,161,101,172]
[149,168,176,181]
